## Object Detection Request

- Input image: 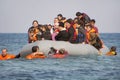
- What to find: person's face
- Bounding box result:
[74,19,78,23]
[54,23,59,29]
[42,27,46,31]
[54,19,59,23]
[65,22,70,29]
[2,49,7,57]
[58,26,62,31]
[90,22,95,26]
[33,22,38,27]
[48,25,52,29]
[57,16,62,20]
[86,26,91,31]
[78,15,82,19]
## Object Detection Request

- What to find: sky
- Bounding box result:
[0,0,120,33]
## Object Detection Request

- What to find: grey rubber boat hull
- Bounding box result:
[20,40,109,57]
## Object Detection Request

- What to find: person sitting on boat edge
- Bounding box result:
[55,22,69,41]
[90,19,99,36]
[85,24,103,54]
[106,46,117,56]
[28,20,42,43]
[0,48,16,60]
[26,46,46,59]
[90,19,105,48]
[48,47,68,58]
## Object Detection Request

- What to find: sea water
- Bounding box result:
[0,33,120,80]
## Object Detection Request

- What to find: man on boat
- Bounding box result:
[55,22,69,41]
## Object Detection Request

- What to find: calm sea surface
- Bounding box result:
[0,33,120,80]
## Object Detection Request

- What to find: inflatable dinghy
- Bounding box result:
[20,40,109,57]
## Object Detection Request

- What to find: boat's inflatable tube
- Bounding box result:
[20,40,109,57]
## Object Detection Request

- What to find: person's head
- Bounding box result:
[74,18,78,24]
[76,12,82,19]
[76,20,84,28]
[54,18,59,23]
[57,14,63,20]
[41,26,47,32]
[110,46,116,52]
[47,24,53,30]
[1,48,7,57]
[85,24,92,31]
[58,22,64,30]
[32,20,39,27]
[90,19,96,26]
[59,49,65,54]
[65,18,73,28]
[48,47,57,54]
[32,46,39,52]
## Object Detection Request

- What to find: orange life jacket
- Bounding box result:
[29,27,40,42]
[73,23,78,35]
[106,51,116,56]
[73,24,77,30]
[34,28,39,34]
[86,28,96,41]
[26,53,46,60]
[0,54,15,60]
[52,53,66,58]
[52,51,68,59]
[30,34,37,42]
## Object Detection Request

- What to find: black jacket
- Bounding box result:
[67,26,76,43]
[42,31,52,40]
[55,30,69,41]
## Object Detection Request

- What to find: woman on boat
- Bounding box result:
[28,20,42,43]
[52,18,60,41]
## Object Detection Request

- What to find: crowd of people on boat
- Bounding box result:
[0,12,117,60]
[28,12,103,52]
